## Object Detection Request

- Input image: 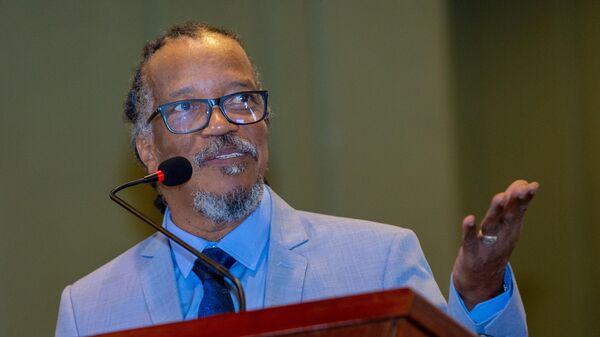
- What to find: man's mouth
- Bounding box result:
[193,134,258,168]
[204,147,251,163]
[214,152,245,160]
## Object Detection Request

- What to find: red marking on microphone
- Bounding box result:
[157,170,165,183]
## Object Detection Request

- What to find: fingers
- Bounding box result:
[478,180,539,239]
[461,215,477,239]
[461,215,479,249]
[506,180,538,202]
[461,180,539,245]
[479,193,508,233]
[501,180,539,224]
[506,180,539,200]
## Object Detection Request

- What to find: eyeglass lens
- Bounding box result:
[162,92,266,133]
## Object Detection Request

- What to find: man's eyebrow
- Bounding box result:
[168,87,195,99]
[227,80,255,91]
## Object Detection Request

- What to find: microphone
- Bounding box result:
[159,156,193,186]
[118,156,193,190]
[109,157,247,312]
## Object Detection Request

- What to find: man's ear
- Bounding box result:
[136,134,159,173]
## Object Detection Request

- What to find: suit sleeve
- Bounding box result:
[382,230,447,309]
[55,285,79,337]
[383,230,528,336]
[448,265,528,337]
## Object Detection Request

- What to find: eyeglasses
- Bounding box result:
[147,90,269,134]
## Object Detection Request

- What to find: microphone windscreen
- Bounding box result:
[158,156,193,187]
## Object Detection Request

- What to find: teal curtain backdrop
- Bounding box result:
[0,1,597,336]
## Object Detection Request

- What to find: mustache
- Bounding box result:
[193,134,258,167]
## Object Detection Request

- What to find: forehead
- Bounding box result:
[145,34,256,101]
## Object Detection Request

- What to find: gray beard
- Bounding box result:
[192,176,264,225]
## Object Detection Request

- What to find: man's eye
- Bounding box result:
[232,93,251,104]
[173,101,192,112]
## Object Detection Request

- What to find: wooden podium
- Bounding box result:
[97,288,476,337]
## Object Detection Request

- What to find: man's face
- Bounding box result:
[137,34,268,212]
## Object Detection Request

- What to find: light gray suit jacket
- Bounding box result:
[56,190,527,336]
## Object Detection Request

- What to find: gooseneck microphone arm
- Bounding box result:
[108,157,246,312]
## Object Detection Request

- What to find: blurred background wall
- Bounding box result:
[0,1,597,336]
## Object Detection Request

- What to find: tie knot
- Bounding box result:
[193,248,236,281]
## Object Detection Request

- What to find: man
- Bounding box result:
[56,23,538,337]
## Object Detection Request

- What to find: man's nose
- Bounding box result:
[201,105,239,136]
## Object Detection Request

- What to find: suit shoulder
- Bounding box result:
[67,233,165,293]
[58,234,168,335]
[295,210,417,242]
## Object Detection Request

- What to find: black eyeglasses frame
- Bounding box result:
[146,90,269,134]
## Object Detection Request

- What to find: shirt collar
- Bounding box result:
[165,186,272,279]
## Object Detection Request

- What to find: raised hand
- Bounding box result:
[452,180,539,309]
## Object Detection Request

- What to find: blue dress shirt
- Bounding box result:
[165,186,510,323]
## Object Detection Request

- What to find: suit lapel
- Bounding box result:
[139,234,183,324]
[264,190,309,307]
